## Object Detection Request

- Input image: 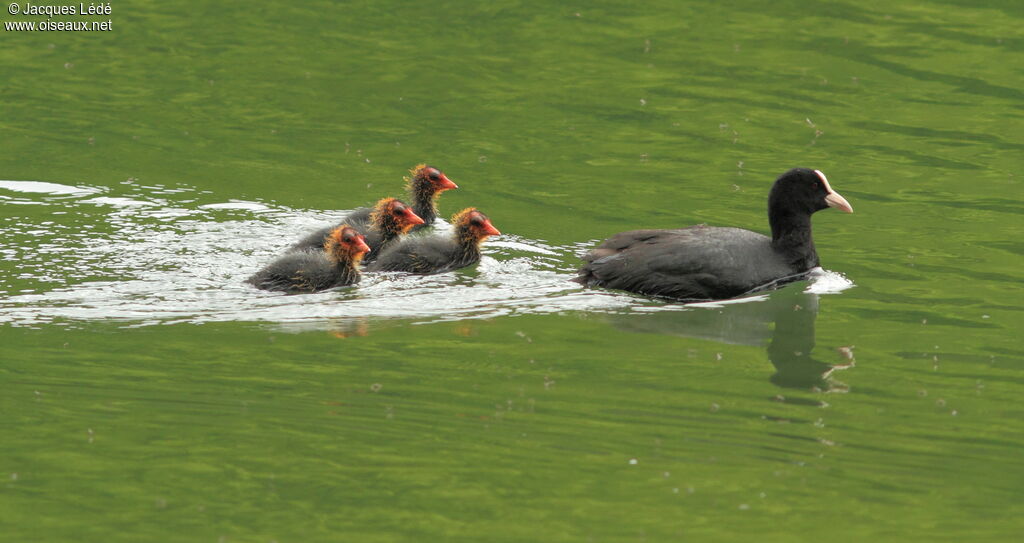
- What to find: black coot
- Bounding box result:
[574,168,853,301]
[366,208,501,275]
[287,164,457,253]
[248,226,370,293]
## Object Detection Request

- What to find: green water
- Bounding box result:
[2,1,1023,541]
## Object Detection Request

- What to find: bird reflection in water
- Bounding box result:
[327,318,371,339]
[609,285,854,393]
[323,318,484,339]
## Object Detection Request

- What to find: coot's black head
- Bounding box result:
[407,164,458,195]
[452,207,501,242]
[370,197,425,234]
[768,168,853,217]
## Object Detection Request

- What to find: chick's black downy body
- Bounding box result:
[249,226,370,293]
[367,208,501,275]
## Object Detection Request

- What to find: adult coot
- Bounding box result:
[289,197,424,261]
[366,208,501,275]
[248,226,370,293]
[573,168,853,301]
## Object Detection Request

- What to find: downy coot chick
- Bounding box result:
[366,208,501,275]
[400,164,458,228]
[574,168,853,301]
[361,198,425,262]
[249,226,370,293]
[288,197,425,256]
[288,164,457,253]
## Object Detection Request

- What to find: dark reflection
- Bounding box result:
[610,286,853,392]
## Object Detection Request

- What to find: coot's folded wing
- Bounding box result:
[577,227,779,300]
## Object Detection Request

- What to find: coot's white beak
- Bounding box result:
[824,191,853,213]
[815,170,854,213]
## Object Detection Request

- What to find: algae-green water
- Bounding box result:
[2,1,1022,541]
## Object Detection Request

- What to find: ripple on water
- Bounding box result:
[0,180,853,328]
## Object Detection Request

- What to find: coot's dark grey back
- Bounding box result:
[579,226,799,300]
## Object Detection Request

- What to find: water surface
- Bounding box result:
[2,1,1022,541]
